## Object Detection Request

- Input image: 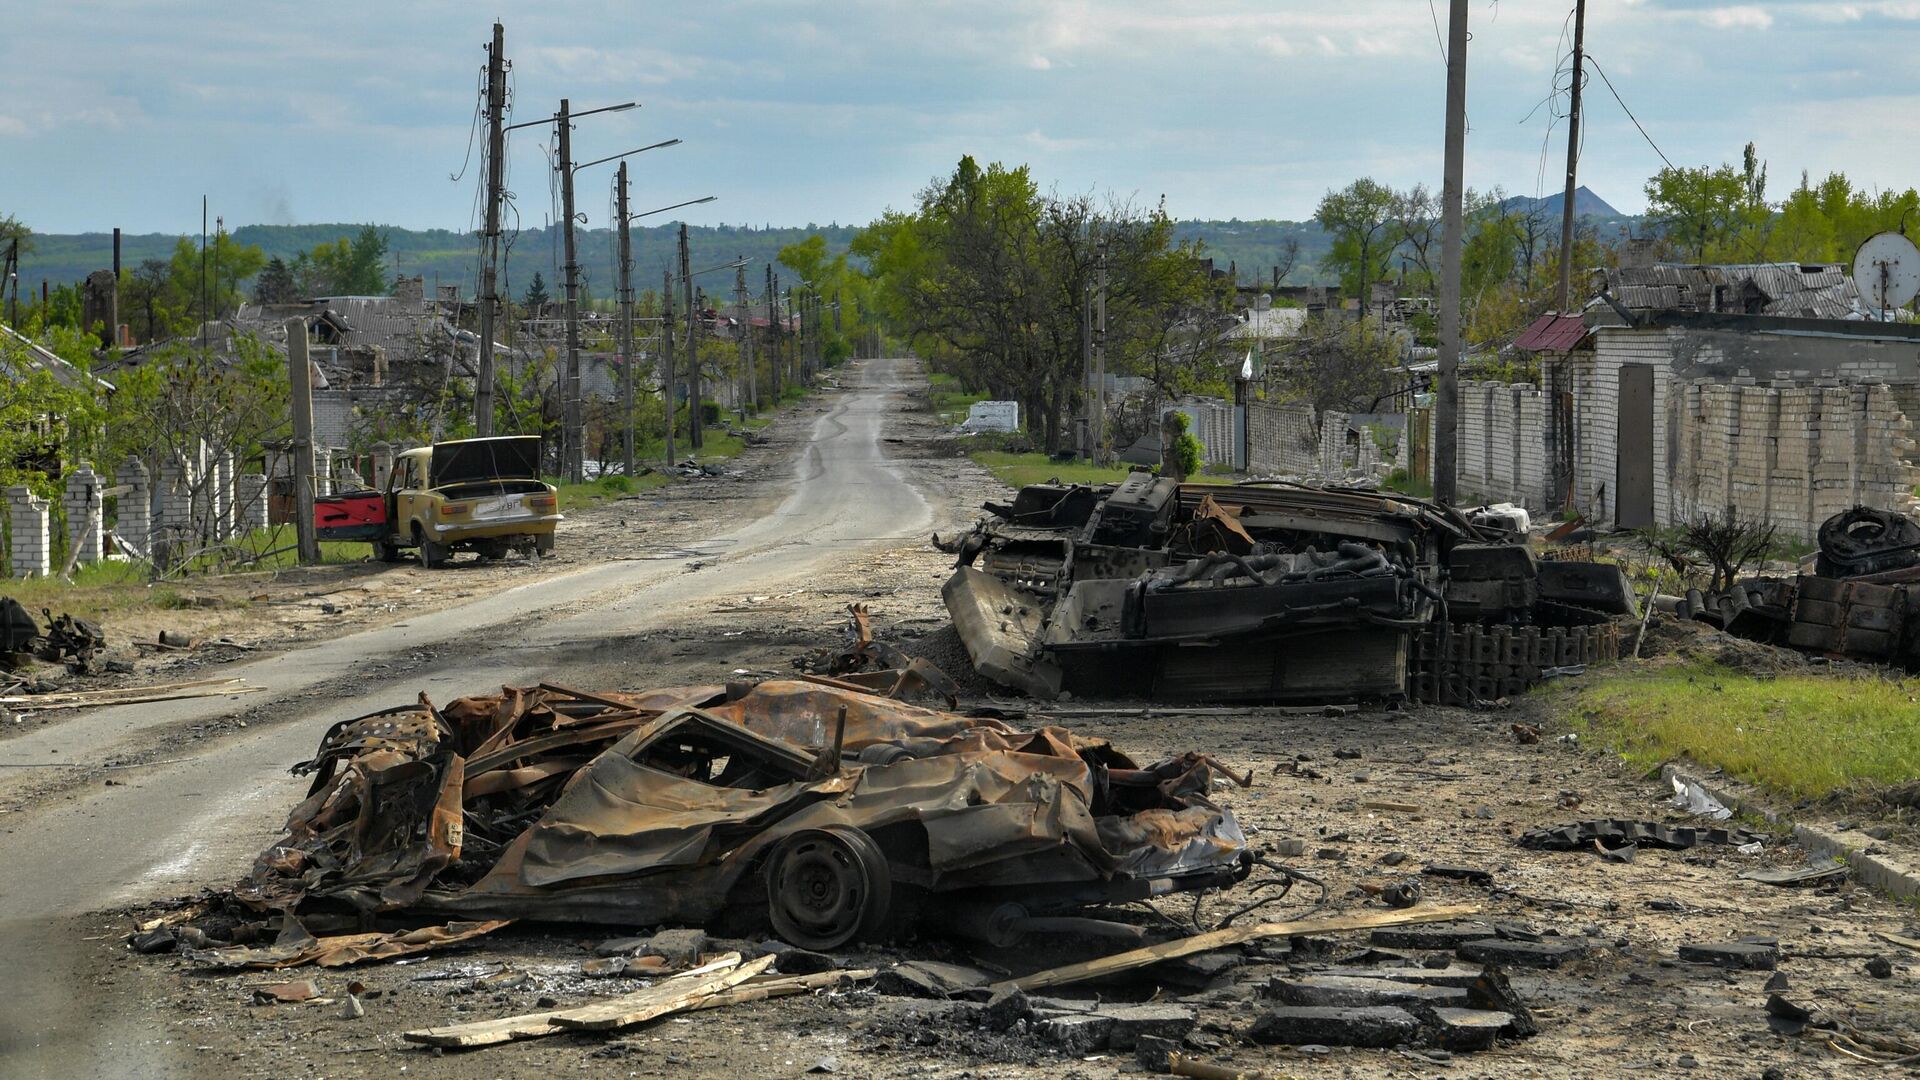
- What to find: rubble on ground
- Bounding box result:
[939,477,1631,704]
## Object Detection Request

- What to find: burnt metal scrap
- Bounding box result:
[942,476,1629,704]
[185,670,1248,964]
[0,596,107,674]
[1682,505,1920,664]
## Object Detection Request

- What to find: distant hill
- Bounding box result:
[17,203,1637,299]
[15,223,865,305]
[1498,185,1624,221]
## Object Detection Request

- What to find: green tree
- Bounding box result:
[252,257,298,304]
[1644,147,1770,261]
[522,271,551,310]
[1315,178,1400,316]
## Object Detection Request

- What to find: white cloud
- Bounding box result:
[1025,53,1053,70]
[1699,6,1775,29]
[0,115,27,137]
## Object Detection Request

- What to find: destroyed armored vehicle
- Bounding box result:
[943,476,1630,704]
[226,677,1249,952]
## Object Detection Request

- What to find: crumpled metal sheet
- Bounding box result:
[215,669,1247,932]
[191,917,509,969]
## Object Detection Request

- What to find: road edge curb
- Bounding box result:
[1660,763,1920,903]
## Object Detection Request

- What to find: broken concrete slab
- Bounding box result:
[637,928,709,966]
[1370,920,1498,950]
[1093,1003,1196,1049]
[875,960,993,998]
[1678,941,1779,971]
[1039,1012,1116,1053]
[1247,1005,1422,1048]
[1267,974,1470,1009]
[1457,937,1590,969]
[1303,964,1488,988]
[1432,1007,1512,1051]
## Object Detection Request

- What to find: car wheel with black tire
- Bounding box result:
[764,826,892,950]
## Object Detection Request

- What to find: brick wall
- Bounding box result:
[1450,381,1550,509]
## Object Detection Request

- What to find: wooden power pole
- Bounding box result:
[287,319,320,565]
[558,98,587,482]
[1555,0,1588,314]
[662,268,676,465]
[616,160,635,476]
[737,259,755,412]
[1434,0,1469,505]
[679,223,700,450]
[766,266,781,402]
[476,20,506,437]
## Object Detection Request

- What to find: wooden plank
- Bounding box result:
[7,686,263,713]
[554,954,774,1031]
[400,954,749,1050]
[990,904,1482,993]
[690,968,877,1010]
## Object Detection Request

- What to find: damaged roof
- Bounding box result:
[1600,262,1864,320]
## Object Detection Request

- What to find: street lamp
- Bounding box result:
[510,97,640,482]
[614,193,717,471]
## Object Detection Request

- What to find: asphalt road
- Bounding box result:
[0,357,932,1077]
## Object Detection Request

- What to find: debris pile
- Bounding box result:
[0,596,107,674]
[165,669,1251,961]
[941,478,1628,704]
[1681,505,1920,665]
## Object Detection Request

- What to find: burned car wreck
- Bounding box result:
[943,476,1630,704]
[210,676,1249,957]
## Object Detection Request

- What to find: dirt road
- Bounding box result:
[0,356,984,1076]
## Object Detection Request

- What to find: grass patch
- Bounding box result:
[1575,660,1920,798]
[1382,468,1433,499]
[928,372,989,424]
[969,451,1235,489]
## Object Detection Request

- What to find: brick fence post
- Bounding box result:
[114,459,150,555]
[236,473,270,535]
[7,486,50,578]
[61,463,103,567]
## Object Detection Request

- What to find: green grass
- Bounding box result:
[1575,661,1920,798]
[928,372,989,424]
[969,451,1235,489]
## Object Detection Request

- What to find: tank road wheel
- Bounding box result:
[765,827,892,950]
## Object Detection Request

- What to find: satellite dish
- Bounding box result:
[1853,232,1920,317]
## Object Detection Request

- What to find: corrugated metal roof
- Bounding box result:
[1513,313,1589,353]
[1604,262,1862,320]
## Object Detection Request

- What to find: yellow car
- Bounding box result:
[374,436,560,567]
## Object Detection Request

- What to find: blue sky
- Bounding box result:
[5,1,1919,234]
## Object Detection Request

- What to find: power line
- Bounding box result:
[1586,55,1673,170]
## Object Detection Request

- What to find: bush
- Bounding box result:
[1167,412,1202,479]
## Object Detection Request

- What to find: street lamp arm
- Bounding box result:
[504,100,639,132]
[628,195,718,221]
[574,138,682,173]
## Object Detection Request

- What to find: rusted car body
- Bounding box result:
[231,677,1248,949]
[944,477,1631,704]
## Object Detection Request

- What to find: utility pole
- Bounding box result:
[679,223,700,450]
[557,98,588,482]
[766,266,781,402]
[1081,271,1093,460]
[663,268,676,464]
[287,318,320,565]
[1434,0,1469,505]
[476,21,507,437]
[736,259,755,412]
[1094,238,1109,464]
[616,160,635,476]
[1555,0,1587,314]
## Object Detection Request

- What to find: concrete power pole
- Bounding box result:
[616,161,635,477]
[558,98,587,483]
[1094,238,1109,464]
[679,223,700,450]
[766,266,781,402]
[475,21,506,437]
[1433,0,1469,505]
[736,260,755,412]
[663,268,676,465]
[287,319,320,565]
[1555,0,1587,315]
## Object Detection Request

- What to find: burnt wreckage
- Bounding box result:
[206,677,1249,957]
[1681,505,1920,663]
[943,477,1630,704]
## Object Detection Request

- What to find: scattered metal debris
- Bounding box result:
[940,479,1627,704]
